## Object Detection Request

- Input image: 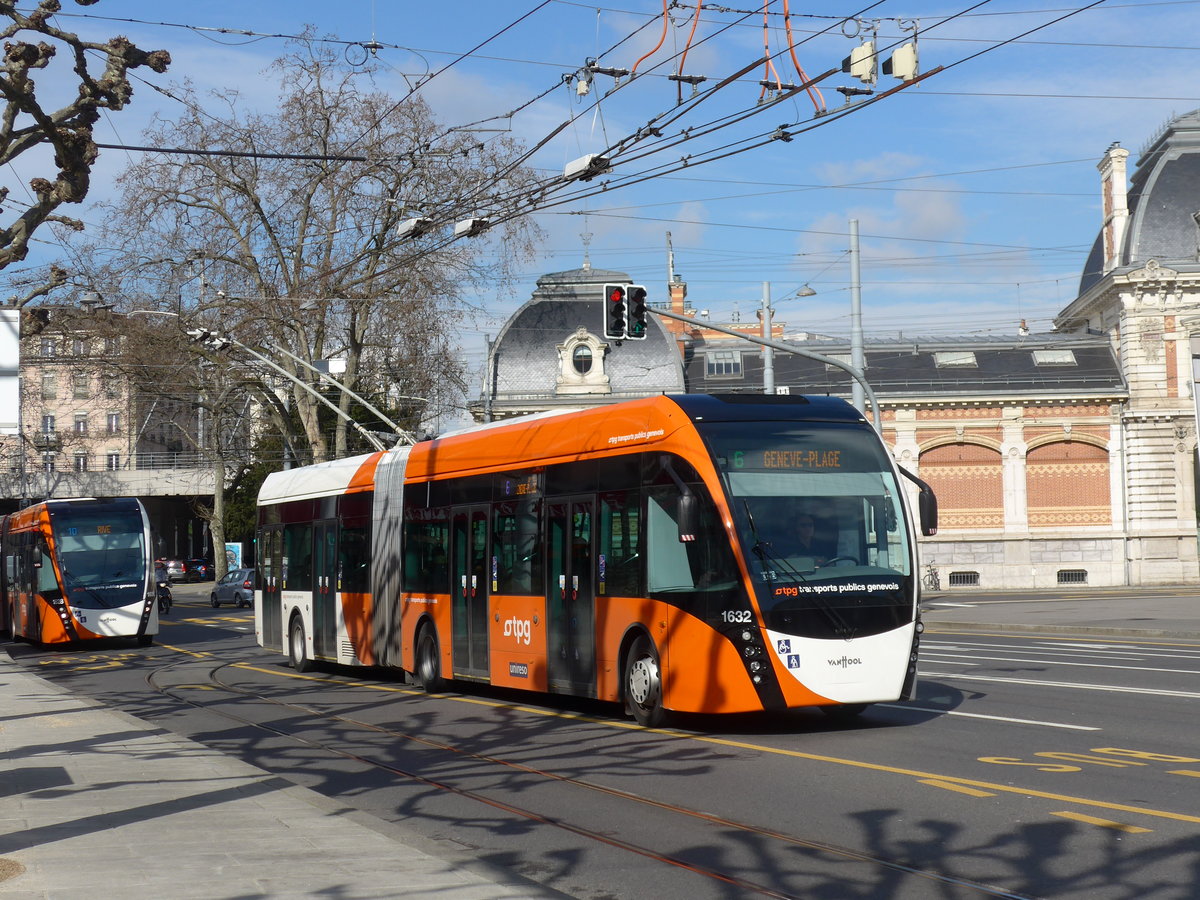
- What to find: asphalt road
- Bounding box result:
[8,582,1200,899]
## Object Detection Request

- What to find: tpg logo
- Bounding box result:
[503,616,532,645]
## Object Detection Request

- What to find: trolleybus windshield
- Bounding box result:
[47,503,146,608]
[701,421,913,638]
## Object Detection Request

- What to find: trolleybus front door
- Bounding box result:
[451,505,489,680]
[547,497,596,694]
[313,521,337,659]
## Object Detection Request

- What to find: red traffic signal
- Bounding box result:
[604,284,627,339]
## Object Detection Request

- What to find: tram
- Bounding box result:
[1,497,158,645]
[255,394,937,725]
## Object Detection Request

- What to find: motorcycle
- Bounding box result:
[157,580,173,615]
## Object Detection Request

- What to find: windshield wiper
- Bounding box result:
[60,569,117,608]
[743,501,855,638]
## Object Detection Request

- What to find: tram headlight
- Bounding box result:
[749,660,761,672]
[740,629,753,642]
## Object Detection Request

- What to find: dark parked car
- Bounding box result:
[185,558,214,581]
[210,567,256,608]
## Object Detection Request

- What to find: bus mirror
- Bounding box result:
[898,466,938,536]
[918,487,938,536]
[678,492,698,543]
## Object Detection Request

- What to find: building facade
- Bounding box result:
[474,110,1200,589]
[0,303,215,559]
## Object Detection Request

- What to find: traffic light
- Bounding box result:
[604,284,627,339]
[626,285,648,340]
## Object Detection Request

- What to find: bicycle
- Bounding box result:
[921,563,941,592]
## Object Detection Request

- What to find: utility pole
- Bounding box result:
[850,219,865,412]
[761,281,774,395]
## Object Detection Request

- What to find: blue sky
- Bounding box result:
[14,1,1200,354]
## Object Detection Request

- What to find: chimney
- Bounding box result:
[1098,142,1130,275]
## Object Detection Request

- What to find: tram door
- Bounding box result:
[313,521,337,659]
[547,497,596,694]
[259,527,283,651]
[450,505,489,679]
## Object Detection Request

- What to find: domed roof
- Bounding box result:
[1079,109,1200,294]
[482,267,684,406]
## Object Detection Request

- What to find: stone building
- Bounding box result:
[473,110,1200,589]
[0,303,215,559]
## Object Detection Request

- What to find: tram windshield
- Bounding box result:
[701,421,914,637]
[48,503,147,609]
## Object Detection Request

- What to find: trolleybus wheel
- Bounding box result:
[288,616,314,672]
[624,634,665,728]
[137,634,153,646]
[415,624,443,693]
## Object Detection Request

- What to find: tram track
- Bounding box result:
[140,654,1037,900]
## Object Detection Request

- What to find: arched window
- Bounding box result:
[1026,441,1110,527]
[556,328,610,396]
[572,345,593,375]
[919,443,1003,529]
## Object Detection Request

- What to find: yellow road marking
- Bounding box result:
[193,653,1200,827]
[1168,769,1200,778]
[1051,811,1151,834]
[919,779,995,798]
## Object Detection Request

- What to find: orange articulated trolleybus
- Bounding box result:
[255,394,937,726]
[1,498,159,646]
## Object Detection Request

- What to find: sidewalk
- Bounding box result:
[921,587,1200,639]
[0,650,562,899]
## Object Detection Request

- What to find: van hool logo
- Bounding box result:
[503,616,532,645]
[827,656,863,668]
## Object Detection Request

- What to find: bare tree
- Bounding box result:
[0,1,169,287]
[73,36,539,461]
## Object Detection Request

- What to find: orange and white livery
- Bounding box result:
[255,394,936,726]
[1,498,158,645]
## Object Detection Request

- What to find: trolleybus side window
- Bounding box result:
[282,523,312,591]
[644,456,737,599]
[338,493,371,593]
[402,507,449,593]
[598,490,641,597]
[492,497,541,595]
[35,540,59,594]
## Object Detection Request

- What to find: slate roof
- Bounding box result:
[685,332,1126,401]
[485,267,685,401]
[1080,109,1200,294]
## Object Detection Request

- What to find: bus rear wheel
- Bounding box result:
[289,616,314,672]
[415,624,443,693]
[624,634,665,728]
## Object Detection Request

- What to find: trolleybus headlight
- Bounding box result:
[741,629,753,642]
[915,620,925,633]
[749,660,762,672]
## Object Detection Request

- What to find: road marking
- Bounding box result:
[1168,769,1200,778]
[211,655,1200,828]
[920,671,1200,700]
[879,703,1100,731]
[1051,811,1151,834]
[920,779,995,797]
[923,651,1200,675]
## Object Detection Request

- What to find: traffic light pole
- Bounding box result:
[650,306,882,432]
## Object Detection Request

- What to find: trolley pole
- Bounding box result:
[850,219,865,412]
[761,281,774,395]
